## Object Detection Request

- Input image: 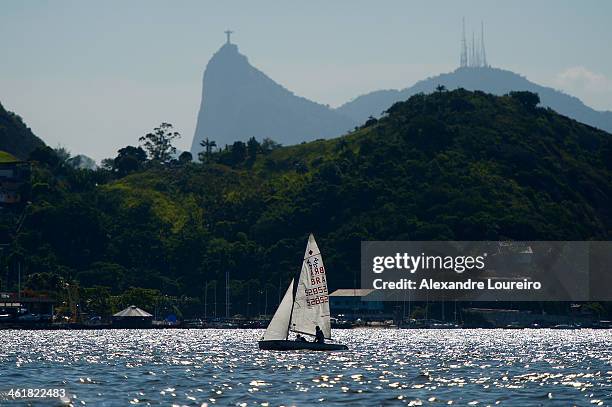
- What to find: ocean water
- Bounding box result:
[0,329,610,406]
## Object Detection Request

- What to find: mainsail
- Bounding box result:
[262,279,294,340]
[289,234,332,339]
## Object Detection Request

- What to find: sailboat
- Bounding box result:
[258,234,349,351]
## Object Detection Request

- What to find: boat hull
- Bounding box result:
[258,340,348,351]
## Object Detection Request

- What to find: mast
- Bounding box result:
[470,31,475,67]
[285,250,302,339]
[17,261,21,301]
[204,280,207,319]
[285,283,297,339]
[225,270,230,319]
[480,20,487,67]
[460,17,467,68]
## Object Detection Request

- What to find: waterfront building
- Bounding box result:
[0,291,55,322]
[329,289,385,320]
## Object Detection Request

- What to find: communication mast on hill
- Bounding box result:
[460,18,489,68]
[480,20,488,68]
[460,18,468,68]
[471,31,477,67]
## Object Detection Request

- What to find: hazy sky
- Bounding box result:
[2,0,611,160]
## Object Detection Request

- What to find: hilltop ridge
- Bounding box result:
[0,101,45,159]
[336,66,612,133]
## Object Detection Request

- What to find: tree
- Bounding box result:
[77,262,127,293]
[139,122,180,163]
[116,287,162,312]
[178,151,193,164]
[114,146,147,176]
[509,91,540,110]
[29,146,60,167]
[82,286,112,318]
[117,145,147,162]
[230,141,247,165]
[25,272,64,292]
[100,158,115,171]
[246,137,260,166]
[602,138,612,170]
[54,146,71,162]
[261,138,281,154]
[363,116,378,127]
[198,138,217,163]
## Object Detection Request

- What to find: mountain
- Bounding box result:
[191,42,356,154]
[336,67,612,134]
[67,154,97,170]
[0,101,45,159]
[11,90,612,311]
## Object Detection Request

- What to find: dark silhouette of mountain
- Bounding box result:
[67,154,97,170]
[191,42,356,155]
[336,67,612,133]
[0,101,45,159]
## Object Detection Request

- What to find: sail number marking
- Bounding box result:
[305,286,328,296]
[305,258,328,307]
[306,296,328,306]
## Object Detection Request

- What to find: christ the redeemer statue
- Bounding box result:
[224,30,233,44]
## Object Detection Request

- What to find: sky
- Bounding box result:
[1,0,612,161]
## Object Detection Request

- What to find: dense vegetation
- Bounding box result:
[0,101,45,159]
[2,90,611,318]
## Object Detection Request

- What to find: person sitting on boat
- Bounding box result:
[295,334,307,342]
[314,326,325,344]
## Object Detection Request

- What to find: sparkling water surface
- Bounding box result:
[0,329,611,406]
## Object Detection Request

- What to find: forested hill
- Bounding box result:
[11,90,612,313]
[0,101,45,159]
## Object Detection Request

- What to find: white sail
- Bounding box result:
[262,279,294,340]
[290,234,332,339]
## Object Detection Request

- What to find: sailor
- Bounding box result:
[295,334,307,342]
[314,326,325,344]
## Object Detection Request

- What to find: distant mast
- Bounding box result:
[460,18,468,68]
[471,31,476,67]
[224,29,234,44]
[460,19,489,68]
[480,21,488,68]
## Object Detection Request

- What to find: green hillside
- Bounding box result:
[0,150,19,163]
[5,89,612,315]
[0,101,45,159]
